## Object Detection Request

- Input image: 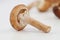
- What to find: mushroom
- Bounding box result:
[10,4,51,33]
[19,0,60,12]
[36,0,60,12]
[53,3,60,18]
[37,0,52,12]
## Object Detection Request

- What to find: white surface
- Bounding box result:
[0,0,60,40]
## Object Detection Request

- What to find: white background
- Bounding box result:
[0,0,60,40]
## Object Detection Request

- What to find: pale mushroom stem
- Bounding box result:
[24,16,51,33]
[19,12,51,33]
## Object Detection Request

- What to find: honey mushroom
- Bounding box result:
[10,4,51,33]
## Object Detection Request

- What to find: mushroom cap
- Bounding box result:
[53,3,60,18]
[10,4,28,31]
[37,0,52,12]
[45,0,60,3]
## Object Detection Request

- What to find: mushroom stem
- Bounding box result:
[27,1,39,10]
[19,13,51,33]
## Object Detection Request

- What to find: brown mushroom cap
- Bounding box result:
[53,3,60,18]
[38,0,52,12]
[10,4,28,31]
[45,0,60,3]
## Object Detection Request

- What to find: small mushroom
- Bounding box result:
[10,4,51,33]
[36,0,52,12]
[36,0,60,12]
[53,3,60,18]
